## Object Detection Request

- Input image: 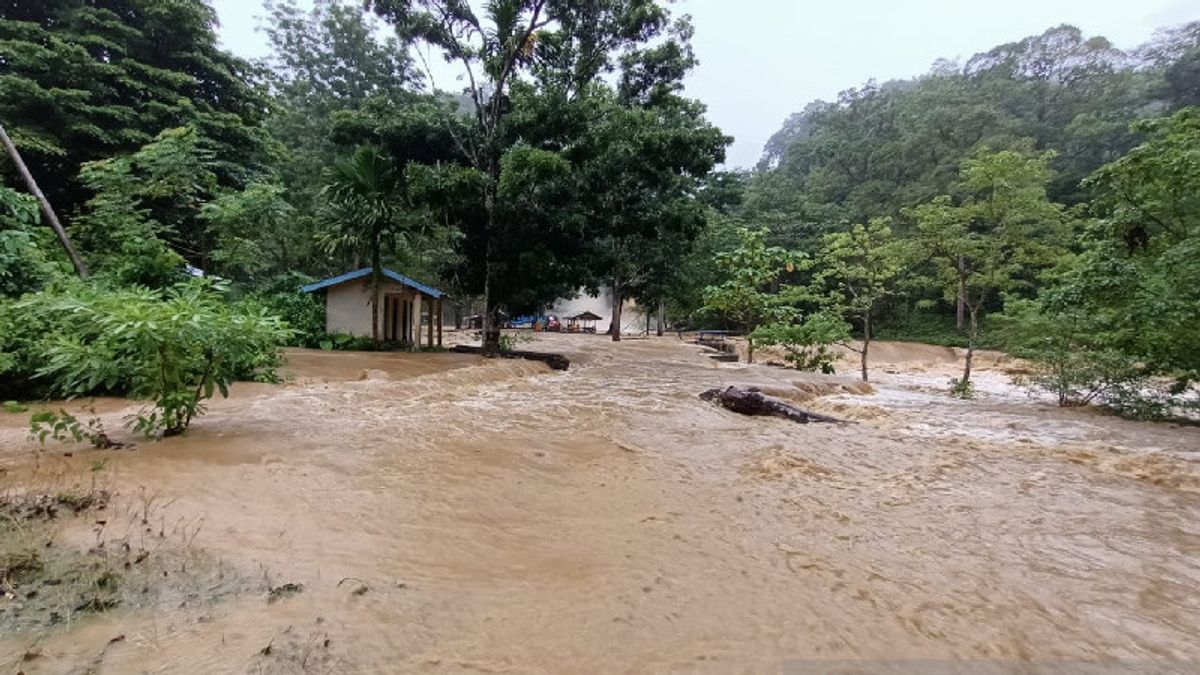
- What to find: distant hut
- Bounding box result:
[301,268,445,347]
[567,311,602,333]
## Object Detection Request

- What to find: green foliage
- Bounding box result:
[317,333,378,352]
[0,0,268,216]
[16,282,289,437]
[3,401,28,414]
[702,227,808,334]
[29,409,109,449]
[367,0,704,350]
[750,314,851,374]
[910,148,1068,385]
[998,297,1146,408]
[873,309,999,349]
[318,145,436,344]
[260,0,422,279]
[497,331,535,354]
[243,273,326,348]
[567,93,728,331]
[816,218,911,379]
[73,127,213,285]
[999,108,1200,417]
[948,377,975,399]
[0,186,61,297]
[202,184,298,282]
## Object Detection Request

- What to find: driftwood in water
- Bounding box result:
[450,345,570,371]
[700,386,845,424]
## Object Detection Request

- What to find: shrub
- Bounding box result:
[17,281,289,436]
[948,377,975,399]
[317,333,379,352]
[750,313,850,374]
[243,273,325,347]
[995,296,1200,418]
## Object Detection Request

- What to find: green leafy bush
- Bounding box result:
[497,331,535,353]
[750,313,850,374]
[29,409,112,448]
[997,297,1146,408]
[317,333,378,352]
[948,377,975,399]
[15,281,289,436]
[0,186,62,297]
[243,273,325,347]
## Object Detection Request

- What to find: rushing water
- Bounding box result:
[1,335,1198,673]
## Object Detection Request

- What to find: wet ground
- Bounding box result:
[1,335,1198,673]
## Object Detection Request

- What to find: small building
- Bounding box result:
[566,311,601,333]
[301,268,445,347]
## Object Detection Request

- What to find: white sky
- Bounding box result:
[211,0,1200,168]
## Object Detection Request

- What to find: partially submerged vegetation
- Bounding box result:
[0,4,1197,426]
[0,464,252,634]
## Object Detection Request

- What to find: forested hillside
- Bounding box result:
[1,2,1198,428]
[687,23,1200,414]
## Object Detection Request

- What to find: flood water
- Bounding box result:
[1,335,1199,673]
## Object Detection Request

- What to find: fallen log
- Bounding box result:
[699,386,845,424]
[450,345,570,371]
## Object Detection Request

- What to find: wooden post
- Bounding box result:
[410,295,420,347]
[427,297,434,348]
[436,298,443,347]
[0,123,89,278]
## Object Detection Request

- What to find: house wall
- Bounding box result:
[325,279,423,338]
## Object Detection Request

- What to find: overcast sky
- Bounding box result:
[211,0,1200,168]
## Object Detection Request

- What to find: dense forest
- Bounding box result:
[1,1,1198,435]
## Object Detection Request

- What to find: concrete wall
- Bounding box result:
[324,279,426,340]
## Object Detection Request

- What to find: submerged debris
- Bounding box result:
[700,386,847,424]
[267,582,304,604]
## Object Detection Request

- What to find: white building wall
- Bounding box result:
[325,279,422,338]
[550,288,652,335]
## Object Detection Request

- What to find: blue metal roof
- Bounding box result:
[300,267,444,298]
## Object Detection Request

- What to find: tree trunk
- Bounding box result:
[371,248,382,346]
[0,123,89,278]
[656,300,664,337]
[610,281,622,342]
[861,312,871,382]
[955,256,966,333]
[963,306,977,385]
[481,188,502,355]
[645,309,651,336]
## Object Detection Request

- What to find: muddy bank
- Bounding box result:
[1,335,1198,672]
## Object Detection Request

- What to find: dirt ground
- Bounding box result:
[1,335,1198,673]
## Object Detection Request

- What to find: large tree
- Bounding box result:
[911,149,1067,392]
[816,219,910,381]
[570,92,726,341]
[366,0,690,352]
[0,0,268,215]
[260,0,417,209]
[318,145,430,346]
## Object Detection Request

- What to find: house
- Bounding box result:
[301,268,445,347]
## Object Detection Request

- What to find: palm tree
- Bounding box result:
[318,145,418,346]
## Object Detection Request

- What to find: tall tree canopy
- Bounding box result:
[366,0,705,351]
[0,0,268,214]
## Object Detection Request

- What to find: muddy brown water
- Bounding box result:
[1,338,1198,673]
